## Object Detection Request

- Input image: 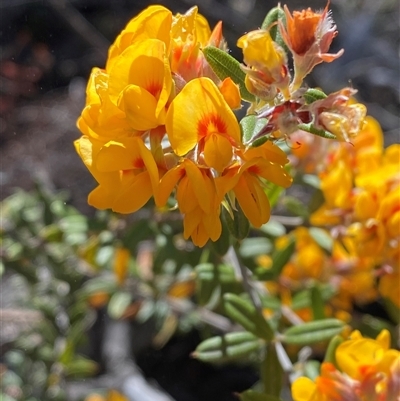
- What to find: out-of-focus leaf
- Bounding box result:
[281,319,346,345]
[64,356,98,377]
[222,203,250,241]
[261,343,282,397]
[282,196,309,219]
[223,293,274,340]
[240,237,272,259]
[260,220,286,237]
[309,227,333,254]
[107,291,131,320]
[193,331,260,363]
[311,285,325,320]
[304,360,321,381]
[324,335,343,366]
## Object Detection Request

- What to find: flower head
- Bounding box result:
[237,29,290,99]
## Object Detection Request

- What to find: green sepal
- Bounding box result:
[192,331,260,363]
[261,6,289,54]
[203,45,256,102]
[223,293,274,341]
[303,88,327,104]
[281,318,346,345]
[222,203,250,241]
[298,123,337,140]
[240,390,283,401]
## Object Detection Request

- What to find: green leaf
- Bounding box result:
[211,216,231,256]
[240,237,272,259]
[240,390,283,401]
[265,183,284,209]
[240,115,269,144]
[203,46,255,102]
[283,196,309,219]
[309,227,333,254]
[193,331,260,363]
[196,264,241,306]
[323,335,343,366]
[298,123,337,140]
[310,285,325,320]
[304,360,321,381]
[281,318,346,345]
[291,285,337,310]
[255,235,295,281]
[303,88,327,104]
[261,343,282,397]
[222,203,250,241]
[260,220,286,238]
[107,291,131,319]
[261,6,288,53]
[223,293,274,340]
[302,174,320,189]
[64,356,98,377]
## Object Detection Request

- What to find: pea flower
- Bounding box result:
[237,30,290,100]
[292,330,400,401]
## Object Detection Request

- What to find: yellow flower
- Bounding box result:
[106,5,172,71]
[215,142,292,227]
[292,330,400,401]
[108,38,172,131]
[237,29,290,99]
[77,68,135,140]
[74,136,121,210]
[165,77,241,172]
[75,136,159,214]
[157,159,221,247]
[94,137,159,214]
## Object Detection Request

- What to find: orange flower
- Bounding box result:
[280,3,344,89]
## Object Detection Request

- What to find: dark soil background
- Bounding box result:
[0,1,399,400]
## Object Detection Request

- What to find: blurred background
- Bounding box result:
[0,1,399,400]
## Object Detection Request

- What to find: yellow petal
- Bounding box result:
[204,133,233,172]
[176,176,198,213]
[234,173,270,227]
[184,160,212,214]
[106,6,172,71]
[112,171,153,214]
[156,164,184,207]
[108,39,171,109]
[219,77,241,110]
[118,85,159,130]
[88,185,116,210]
[291,377,317,401]
[166,77,240,156]
[183,209,202,240]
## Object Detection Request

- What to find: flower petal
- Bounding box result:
[112,171,153,214]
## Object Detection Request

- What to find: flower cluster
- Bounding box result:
[263,114,399,321]
[75,3,364,247]
[310,116,400,308]
[292,329,400,401]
